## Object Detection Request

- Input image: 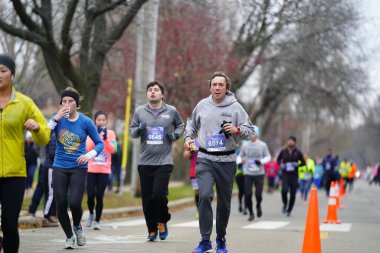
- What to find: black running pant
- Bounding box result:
[0,177,26,253]
[281,173,298,213]
[138,164,173,233]
[87,172,109,222]
[53,168,87,238]
[235,174,245,206]
[244,175,264,215]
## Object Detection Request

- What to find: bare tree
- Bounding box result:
[223,0,368,137]
[0,0,148,113]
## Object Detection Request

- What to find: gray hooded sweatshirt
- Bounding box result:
[184,91,255,162]
[130,103,185,165]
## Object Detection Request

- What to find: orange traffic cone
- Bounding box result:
[335,180,345,209]
[323,182,341,224]
[339,177,345,197]
[302,188,321,253]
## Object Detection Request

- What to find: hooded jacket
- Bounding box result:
[0,86,50,177]
[185,91,255,162]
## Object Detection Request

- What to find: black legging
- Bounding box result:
[281,173,298,213]
[87,173,109,222]
[244,175,264,215]
[0,177,26,253]
[53,168,87,238]
[235,174,245,207]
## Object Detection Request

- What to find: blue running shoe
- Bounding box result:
[192,240,213,253]
[158,223,169,240]
[147,231,157,242]
[216,236,228,253]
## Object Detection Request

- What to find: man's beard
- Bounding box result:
[149,98,161,104]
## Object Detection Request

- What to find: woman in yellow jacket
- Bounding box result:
[0,54,50,253]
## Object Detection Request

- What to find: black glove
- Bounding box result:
[219,120,232,139]
[167,132,180,141]
[254,160,261,166]
[138,123,146,132]
[102,128,107,140]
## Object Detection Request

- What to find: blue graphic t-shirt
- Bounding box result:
[53,113,104,169]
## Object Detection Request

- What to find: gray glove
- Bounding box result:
[138,123,146,132]
[167,132,180,141]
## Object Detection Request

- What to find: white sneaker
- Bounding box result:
[86,214,94,227]
[93,221,101,230]
[73,225,86,246]
[64,235,75,249]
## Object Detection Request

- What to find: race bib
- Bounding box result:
[206,131,226,152]
[93,151,107,165]
[285,162,295,172]
[326,163,331,170]
[146,127,164,145]
[247,160,260,172]
[304,173,311,180]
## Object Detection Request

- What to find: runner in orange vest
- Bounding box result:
[347,161,358,192]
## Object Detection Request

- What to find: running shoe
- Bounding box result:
[93,221,101,230]
[147,231,157,242]
[64,235,75,249]
[216,236,228,253]
[158,223,169,240]
[192,240,213,253]
[86,213,94,227]
[73,224,86,246]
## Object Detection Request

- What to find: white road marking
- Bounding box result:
[51,235,147,244]
[243,221,290,230]
[171,220,216,228]
[320,223,352,232]
[104,219,146,228]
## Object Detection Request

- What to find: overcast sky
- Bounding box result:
[360,0,380,92]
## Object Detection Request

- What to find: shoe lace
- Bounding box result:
[199,240,211,249]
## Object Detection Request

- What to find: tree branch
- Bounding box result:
[61,0,79,54]
[104,0,148,52]
[11,0,42,34]
[0,19,47,45]
[92,0,126,18]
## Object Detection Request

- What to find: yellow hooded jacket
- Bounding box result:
[0,87,50,178]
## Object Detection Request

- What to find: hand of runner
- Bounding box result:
[184,139,194,151]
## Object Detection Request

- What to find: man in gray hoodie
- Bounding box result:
[184,72,255,253]
[130,81,185,242]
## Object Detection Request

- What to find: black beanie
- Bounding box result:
[0,54,16,76]
[60,90,80,107]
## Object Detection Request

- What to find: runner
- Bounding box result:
[298,153,315,202]
[130,81,184,241]
[184,71,255,253]
[264,156,280,193]
[47,87,104,249]
[235,149,247,214]
[277,136,305,217]
[240,126,271,221]
[86,111,117,230]
[0,54,50,253]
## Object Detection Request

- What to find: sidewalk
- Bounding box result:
[18,181,194,228]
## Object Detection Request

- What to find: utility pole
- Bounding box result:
[130,0,160,197]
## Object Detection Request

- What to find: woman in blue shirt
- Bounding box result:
[48,87,104,249]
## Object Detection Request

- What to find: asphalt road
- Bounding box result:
[18,180,380,253]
